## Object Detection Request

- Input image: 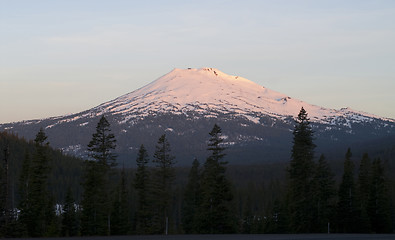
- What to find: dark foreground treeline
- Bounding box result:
[0,108,394,237]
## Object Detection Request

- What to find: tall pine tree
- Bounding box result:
[81,116,117,236]
[0,144,12,236]
[265,199,289,233]
[337,148,359,233]
[182,158,201,234]
[367,158,392,233]
[311,154,336,232]
[151,134,176,234]
[19,129,55,237]
[17,152,31,237]
[110,168,130,235]
[287,107,316,233]
[198,124,236,233]
[61,188,79,237]
[357,153,372,232]
[134,144,152,234]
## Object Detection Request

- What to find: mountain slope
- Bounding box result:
[1,68,394,165]
[81,67,394,125]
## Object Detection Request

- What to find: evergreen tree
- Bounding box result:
[241,194,254,234]
[182,158,201,234]
[133,144,152,234]
[264,199,289,233]
[110,168,130,235]
[0,144,12,236]
[44,195,59,237]
[357,153,372,232]
[61,188,79,237]
[81,116,117,236]
[311,154,336,233]
[287,107,316,233]
[87,116,117,167]
[367,158,392,233]
[19,129,55,237]
[151,134,176,234]
[0,148,3,218]
[0,150,4,237]
[17,152,31,237]
[80,160,105,235]
[337,148,359,233]
[198,124,236,233]
[18,152,30,207]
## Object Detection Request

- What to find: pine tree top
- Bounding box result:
[136,144,149,167]
[153,134,176,166]
[87,115,117,167]
[34,128,48,146]
[207,124,226,164]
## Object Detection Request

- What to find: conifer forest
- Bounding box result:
[1,108,394,237]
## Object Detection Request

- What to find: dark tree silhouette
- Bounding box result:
[287,107,316,233]
[81,116,117,236]
[198,124,236,234]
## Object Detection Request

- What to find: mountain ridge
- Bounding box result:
[1,67,394,165]
[96,67,394,123]
[4,67,393,126]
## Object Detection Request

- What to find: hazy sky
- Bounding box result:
[1,0,395,123]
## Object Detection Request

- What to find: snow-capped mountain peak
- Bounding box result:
[1,67,394,165]
[93,67,393,125]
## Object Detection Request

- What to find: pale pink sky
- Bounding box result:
[1,0,394,123]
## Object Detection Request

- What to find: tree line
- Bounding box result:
[278,107,393,233]
[0,108,394,237]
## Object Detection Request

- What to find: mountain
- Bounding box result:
[1,68,394,165]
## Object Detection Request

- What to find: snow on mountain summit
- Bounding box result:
[1,67,394,164]
[93,67,393,125]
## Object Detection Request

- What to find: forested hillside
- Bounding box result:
[0,131,83,202]
[1,109,395,237]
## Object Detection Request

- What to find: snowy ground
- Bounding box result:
[12,234,395,240]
